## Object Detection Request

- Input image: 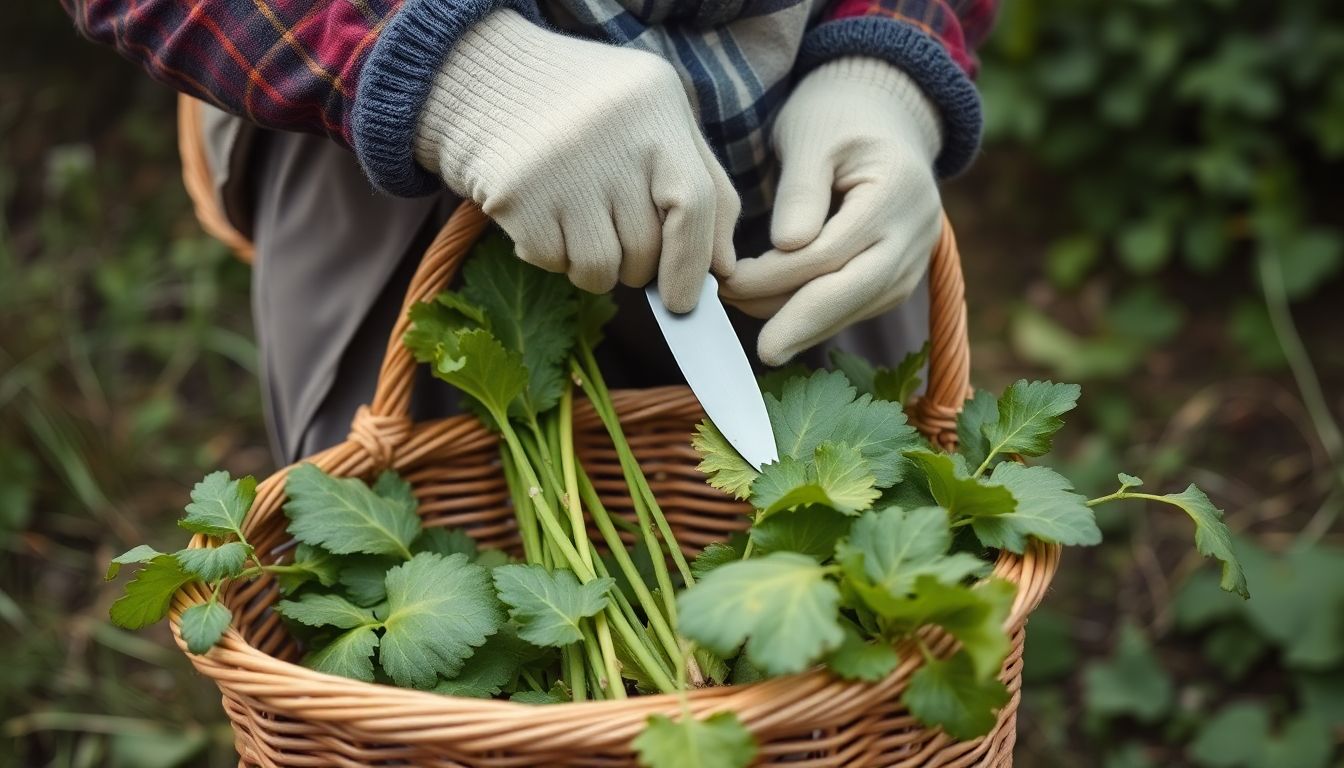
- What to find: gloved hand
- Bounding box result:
[722,57,943,364]
[414,9,739,312]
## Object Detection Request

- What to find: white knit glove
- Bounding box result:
[723,57,943,364]
[413,10,740,312]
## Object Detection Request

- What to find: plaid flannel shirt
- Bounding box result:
[62,0,995,213]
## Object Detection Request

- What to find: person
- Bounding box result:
[62,0,995,464]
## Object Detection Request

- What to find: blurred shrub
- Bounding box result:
[978,0,1344,371]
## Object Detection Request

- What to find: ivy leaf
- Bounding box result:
[179,601,233,654]
[284,463,419,560]
[109,555,194,630]
[179,471,255,538]
[106,544,163,580]
[306,626,379,682]
[378,553,504,688]
[750,443,879,517]
[492,565,613,647]
[905,450,1017,519]
[1083,623,1173,723]
[273,543,341,594]
[955,390,998,472]
[765,370,922,488]
[276,593,379,629]
[980,380,1081,464]
[836,507,988,596]
[1150,485,1248,598]
[677,552,843,675]
[691,541,744,578]
[904,651,1010,740]
[973,463,1101,553]
[750,506,852,561]
[633,711,758,768]
[433,624,544,698]
[872,342,930,404]
[826,623,900,682]
[691,420,759,500]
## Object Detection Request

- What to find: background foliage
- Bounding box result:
[2,0,1341,765]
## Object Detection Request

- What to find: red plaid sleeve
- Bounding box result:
[59,0,406,148]
[820,0,998,76]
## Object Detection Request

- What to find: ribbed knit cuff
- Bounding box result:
[798,17,981,178]
[351,0,541,197]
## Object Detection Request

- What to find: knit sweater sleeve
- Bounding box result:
[59,0,536,196]
[801,0,999,176]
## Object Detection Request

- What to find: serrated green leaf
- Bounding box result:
[692,420,759,500]
[372,470,417,511]
[403,294,489,364]
[492,565,612,647]
[174,541,251,582]
[106,545,162,580]
[826,624,899,682]
[378,553,504,688]
[433,624,544,698]
[980,380,1081,465]
[633,711,757,768]
[1118,473,1144,488]
[955,390,998,472]
[750,506,852,561]
[1150,485,1248,598]
[828,348,877,394]
[766,370,922,488]
[872,342,930,404]
[276,593,379,629]
[904,651,1010,740]
[1083,623,1172,723]
[179,471,254,538]
[337,555,399,606]
[677,552,843,675]
[750,443,878,517]
[411,527,478,559]
[109,555,194,630]
[306,625,379,682]
[274,543,342,594]
[284,463,419,560]
[864,576,1015,680]
[974,463,1101,553]
[510,685,569,704]
[179,601,232,654]
[905,450,1017,519]
[577,290,618,349]
[757,363,812,399]
[461,238,579,414]
[836,507,988,596]
[691,541,744,578]
[427,328,530,421]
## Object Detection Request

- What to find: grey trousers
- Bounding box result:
[248,130,928,464]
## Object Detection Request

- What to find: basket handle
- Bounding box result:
[357,201,970,453]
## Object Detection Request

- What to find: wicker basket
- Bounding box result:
[168,200,1061,767]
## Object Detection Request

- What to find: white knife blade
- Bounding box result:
[645,277,779,470]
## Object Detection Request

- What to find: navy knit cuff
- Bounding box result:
[798,17,982,178]
[352,0,541,197]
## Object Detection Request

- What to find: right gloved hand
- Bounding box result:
[413,10,740,312]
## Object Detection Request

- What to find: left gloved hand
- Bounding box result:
[722,57,944,366]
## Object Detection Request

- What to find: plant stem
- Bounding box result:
[495,418,593,579]
[564,644,587,702]
[500,449,540,563]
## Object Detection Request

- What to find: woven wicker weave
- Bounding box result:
[168,199,1060,767]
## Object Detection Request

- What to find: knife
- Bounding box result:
[646,277,779,470]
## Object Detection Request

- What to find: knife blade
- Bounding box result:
[645,277,779,470]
